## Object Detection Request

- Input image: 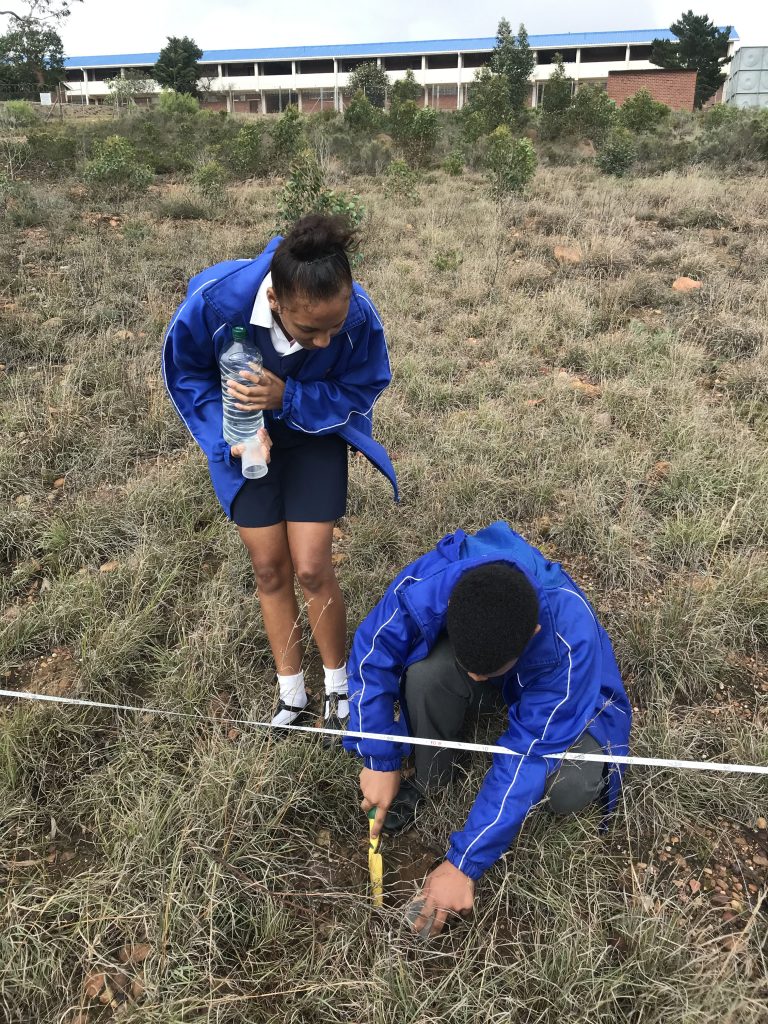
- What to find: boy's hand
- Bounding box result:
[359,767,402,838]
[228,366,286,411]
[407,861,475,939]
[230,427,272,462]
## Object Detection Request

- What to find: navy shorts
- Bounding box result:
[230,424,348,528]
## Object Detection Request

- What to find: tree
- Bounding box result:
[0,20,64,95]
[650,11,731,108]
[539,54,573,139]
[390,68,421,106]
[490,19,535,112]
[346,60,388,109]
[568,84,616,142]
[153,36,203,97]
[344,90,382,133]
[463,65,512,141]
[0,0,80,25]
[106,71,152,113]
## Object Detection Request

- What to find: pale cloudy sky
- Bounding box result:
[22,0,768,56]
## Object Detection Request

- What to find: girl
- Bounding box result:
[163,214,397,737]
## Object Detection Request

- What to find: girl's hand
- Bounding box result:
[230,427,272,463]
[227,366,286,412]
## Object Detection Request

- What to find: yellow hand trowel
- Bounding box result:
[367,809,384,907]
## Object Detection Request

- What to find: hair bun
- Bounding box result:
[285,213,358,261]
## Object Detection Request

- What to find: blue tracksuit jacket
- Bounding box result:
[162,236,398,518]
[343,523,632,881]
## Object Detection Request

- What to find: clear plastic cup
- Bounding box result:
[241,436,268,479]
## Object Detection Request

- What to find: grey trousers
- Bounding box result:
[402,633,606,814]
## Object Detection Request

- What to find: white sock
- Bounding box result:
[324,664,348,719]
[271,670,307,727]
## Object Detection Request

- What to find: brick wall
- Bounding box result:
[607,69,697,110]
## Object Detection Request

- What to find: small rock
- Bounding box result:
[672,276,702,292]
[593,411,612,428]
[113,329,134,342]
[525,398,544,407]
[2,606,21,622]
[689,878,701,894]
[99,560,119,573]
[59,849,76,863]
[53,477,66,489]
[14,494,33,508]
[554,245,582,265]
[42,317,64,330]
[130,977,146,1001]
[466,336,479,345]
[316,828,331,850]
[752,853,768,867]
[756,817,766,830]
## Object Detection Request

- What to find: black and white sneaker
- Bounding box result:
[321,692,349,749]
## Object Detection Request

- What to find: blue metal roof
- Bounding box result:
[64,27,739,68]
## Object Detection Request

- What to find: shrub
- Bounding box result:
[485,127,536,198]
[618,90,670,133]
[443,151,464,176]
[25,125,79,176]
[0,100,38,127]
[277,148,364,231]
[192,160,227,201]
[383,158,420,202]
[696,107,768,166]
[538,55,574,140]
[568,84,616,142]
[596,126,635,177]
[431,248,462,272]
[155,193,210,220]
[272,105,303,163]
[227,120,268,177]
[83,135,153,198]
[156,90,200,118]
[344,91,383,134]
[390,101,439,167]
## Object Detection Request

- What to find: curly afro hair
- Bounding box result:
[446,563,539,675]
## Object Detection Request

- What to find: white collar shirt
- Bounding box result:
[250,272,303,357]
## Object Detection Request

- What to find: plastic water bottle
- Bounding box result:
[220,326,268,479]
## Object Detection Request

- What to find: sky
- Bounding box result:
[14,0,768,57]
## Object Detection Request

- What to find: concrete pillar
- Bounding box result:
[333,57,339,111]
[457,53,463,109]
[217,63,222,79]
[625,44,631,62]
[260,89,265,112]
[297,90,303,112]
[84,69,90,105]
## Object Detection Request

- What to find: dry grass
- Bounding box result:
[1,161,767,1023]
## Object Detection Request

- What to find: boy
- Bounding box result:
[343,522,631,938]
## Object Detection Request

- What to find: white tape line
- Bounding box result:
[1,688,767,776]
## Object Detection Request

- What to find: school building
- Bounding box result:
[62,27,739,113]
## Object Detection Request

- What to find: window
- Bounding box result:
[339,58,375,73]
[65,68,84,82]
[222,63,255,77]
[462,52,490,69]
[383,55,421,71]
[427,54,458,70]
[198,64,219,77]
[629,44,653,61]
[537,48,577,65]
[579,45,627,63]
[261,61,291,76]
[263,89,298,112]
[537,78,576,105]
[298,59,334,74]
[88,68,121,81]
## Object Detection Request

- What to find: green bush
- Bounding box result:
[618,90,670,133]
[25,125,79,176]
[155,193,210,220]
[277,148,364,231]
[0,100,38,127]
[227,120,268,177]
[192,160,227,201]
[568,84,616,142]
[443,151,464,176]
[696,107,768,165]
[596,126,636,177]
[383,158,420,202]
[485,127,536,198]
[272,105,303,163]
[83,135,153,198]
[390,101,439,167]
[344,91,383,134]
[156,90,200,118]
